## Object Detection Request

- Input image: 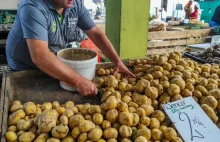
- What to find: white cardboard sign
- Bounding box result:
[211,35,220,46]
[163,97,220,142]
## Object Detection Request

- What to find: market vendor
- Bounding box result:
[210,6,220,27]
[190,3,200,20]
[184,0,194,19]
[6,0,135,96]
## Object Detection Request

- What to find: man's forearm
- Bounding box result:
[84,26,122,65]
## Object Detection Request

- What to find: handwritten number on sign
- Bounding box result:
[179,112,205,141]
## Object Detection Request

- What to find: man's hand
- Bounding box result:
[113,61,135,78]
[76,77,98,96]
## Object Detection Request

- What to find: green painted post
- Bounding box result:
[106,0,150,60]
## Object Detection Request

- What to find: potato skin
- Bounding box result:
[52,124,69,139]
[119,125,132,138]
[88,128,103,141]
[34,133,49,142]
[164,128,177,141]
[6,131,18,142]
[103,128,118,139]
[19,132,36,142]
[118,112,133,126]
[79,120,95,133]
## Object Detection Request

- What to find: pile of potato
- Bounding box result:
[193,44,220,64]
[6,51,220,142]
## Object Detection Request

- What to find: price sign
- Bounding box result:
[163,97,220,142]
[211,35,220,46]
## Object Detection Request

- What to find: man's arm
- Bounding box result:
[84,26,135,77]
[26,39,97,96]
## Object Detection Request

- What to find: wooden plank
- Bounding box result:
[148,31,187,40]
[0,74,6,136]
[148,39,187,48]
[186,29,213,38]
[147,46,186,55]
[186,38,211,45]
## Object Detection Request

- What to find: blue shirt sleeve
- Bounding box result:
[77,1,96,30]
[20,4,48,41]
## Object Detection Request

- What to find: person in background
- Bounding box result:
[210,6,220,27]
[184,0,193,19]
[190,2,200,20]
[160,7,167,22]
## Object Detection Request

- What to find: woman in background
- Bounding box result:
[184,0,193,19]
[190,3,200,20]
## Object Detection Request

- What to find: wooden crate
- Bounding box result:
[147,29,213,55]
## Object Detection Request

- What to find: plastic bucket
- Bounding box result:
[57,48,98,91]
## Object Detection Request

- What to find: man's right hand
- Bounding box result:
[76,77,98,96]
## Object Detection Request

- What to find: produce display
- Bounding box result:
[6,51,220,142]
[190,44,220,64]
[149,19,166,32]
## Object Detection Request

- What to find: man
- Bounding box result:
[6,0,134,96]
[184,0,193,19]
[210,6,220,27]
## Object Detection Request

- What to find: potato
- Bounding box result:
[106,109,118,123]
[102,96,118,111]
[60,116,68,125]
[171,137,183,142]
[118,125,132,138]
[107,76,118,88]
[170,76,185,90]
[102,120,111,130]
[118,112,133,126]
[168,84,180,97]
[101,91,112,103]
[140,105,154,116]
[98,68,106,76]
[151,110,165,123]
[164,128,177,141]
[8,126,17,132]
[35,133,49,142]
[134,136,148,142]
[171,94,183,102]
[41,102,52,111]
[17,119,32,131]
[97,139,106,142]
[79,120,95,133]
[6,131,18,142]
[71,127,81,139]
[132,113,140,126]
[140,116,150,127]
[79,103,91,115]
[46,138,61,142]
[152,71,163,79]
[209,89,220,100]
[56,107,66,116]
[136,108,146,118]
[118,82,128,92]
[122,96,132,104]
[52,124,69,139]
[128,107,136,113]
[85,115,92,121]
[92,113,103,125]
[37,110,58,133]
[159,93,171,103]
[111,91,122,100]
[17,131,25,138]
[107,138,117,142]
[23,102,36,115]
[193,90,202,99]
[78,133,88,142]
[19,132,35,142]
[52,101,60,109]
[103,128,118,139]
[161,81,170,90]
[61,136,75,142]
[150,118,160,129]
[181,89,192,97]
[151,129,163,141]
[121,138,132,142]
[8,109,26,126]
[117,102,128,112]
[135,128,151,140]
[88,128,103,141]
[206,83,218,91]
[159,125,167,133]
[10,103,23,113]
[185,83,194,92]
[63,109,74,119]
[201,96,218,109]
[195,85,208,96]
[201,104,218,123]
[69,115,85,129]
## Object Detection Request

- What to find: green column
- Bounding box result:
[106,0,150,60]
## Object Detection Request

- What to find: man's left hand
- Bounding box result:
[113,61,135,78]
